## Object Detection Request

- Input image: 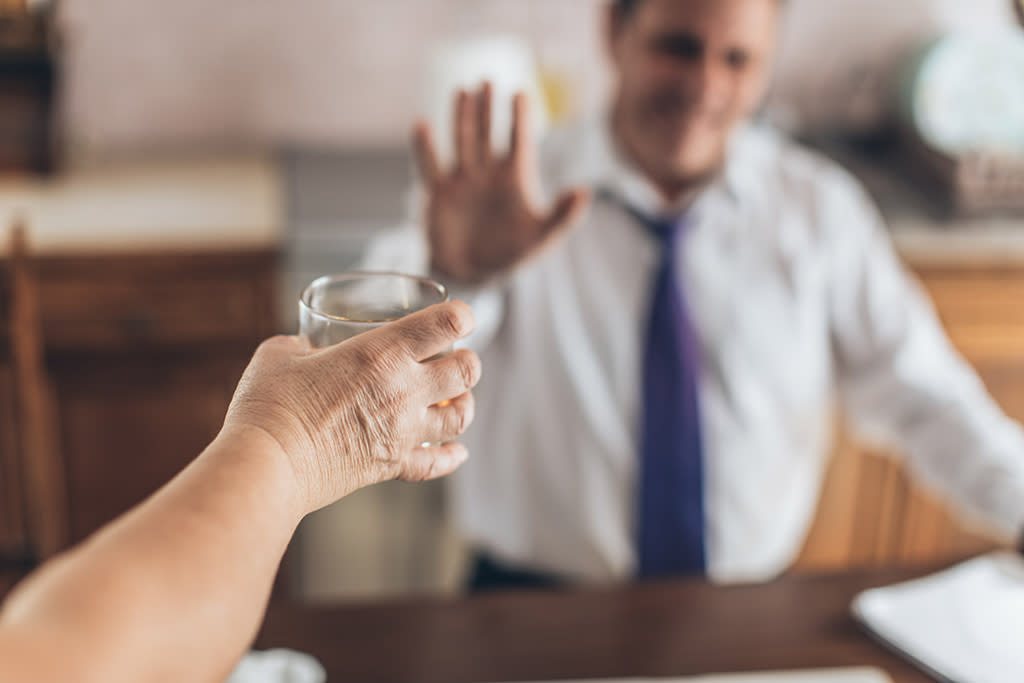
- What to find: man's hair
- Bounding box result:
[614,0,782,18]
[614,0,643,17]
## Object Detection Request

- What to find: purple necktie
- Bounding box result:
[629,206,706,578]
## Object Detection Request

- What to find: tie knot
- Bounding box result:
[596,190,689,248]
[647,214,685,245]
[632,209,687,250]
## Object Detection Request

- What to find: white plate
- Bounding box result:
[506,666,892,683]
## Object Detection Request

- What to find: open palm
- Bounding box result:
[413,83,588,284]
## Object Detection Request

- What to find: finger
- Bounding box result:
[376,300,476,362]
[454,89,477,173]
[397,441,470,482]
[541,188,589,237]
[476,82,493,167]
[422,348,481,404]
[421,391,475,445]
[412,122,443,186]
[507,92,531,171]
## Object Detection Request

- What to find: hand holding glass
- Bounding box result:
[299,272,455,430]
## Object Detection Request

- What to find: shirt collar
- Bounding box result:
[566,112,761,219]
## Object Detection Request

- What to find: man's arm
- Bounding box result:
[0,302,480,683]
[826,170,1024,545]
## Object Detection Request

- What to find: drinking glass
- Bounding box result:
[299,271,449,348]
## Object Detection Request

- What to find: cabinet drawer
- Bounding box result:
[40,276,266,350]
[1,249,282,351]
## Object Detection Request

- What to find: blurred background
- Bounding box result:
[1,0,1023,604]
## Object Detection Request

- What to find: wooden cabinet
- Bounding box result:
[0,9,56,174]
[36,251,277,354]
[0,249,278,549]
[54,353,250,542]
[796,260,1024,572]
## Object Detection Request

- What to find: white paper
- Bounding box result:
[852,552,1024,683]
[506,666,892,683]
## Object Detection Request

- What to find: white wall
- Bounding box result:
[58,0,1018,154]
[57,0,608,152]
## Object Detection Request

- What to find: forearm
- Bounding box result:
[881,400,1024,544]
[0,426,303,683]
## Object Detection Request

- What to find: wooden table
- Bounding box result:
[258,567,939,683]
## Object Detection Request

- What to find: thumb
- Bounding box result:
[541,188,589,237]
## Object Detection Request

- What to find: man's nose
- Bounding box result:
[681,58,731,112]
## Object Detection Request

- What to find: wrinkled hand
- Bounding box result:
[414,82,589,284]
[223,301,481,515]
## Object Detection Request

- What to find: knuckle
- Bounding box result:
[425,458,440,481]
[398,456,429,483]
[453,395,474,435]
[350,337,393,372]
[255,334,292,356]
[345,339,374,366]
[374,371,409,414]
[457,351,481,388]
[264,334,294,346]
[436,304,466,339]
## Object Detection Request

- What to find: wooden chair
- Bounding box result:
[0,221,68,592]
[794,424,1002,573]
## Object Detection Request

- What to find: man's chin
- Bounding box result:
[625,125,725,189]
[656,129,724,178]
[663,148,724,183]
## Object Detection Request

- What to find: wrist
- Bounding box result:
[208,424,308,523]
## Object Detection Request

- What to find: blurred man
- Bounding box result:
[365,0,1024,587]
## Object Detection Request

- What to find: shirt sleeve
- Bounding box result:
[358,187,507,353]
[826,170,1024,543]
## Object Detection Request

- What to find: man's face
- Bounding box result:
[608,0,779,188]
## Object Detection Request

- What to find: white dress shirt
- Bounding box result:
[363,116,1024,583]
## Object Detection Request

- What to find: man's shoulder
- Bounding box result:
[730,124,874,216]
[735,125,861,194]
